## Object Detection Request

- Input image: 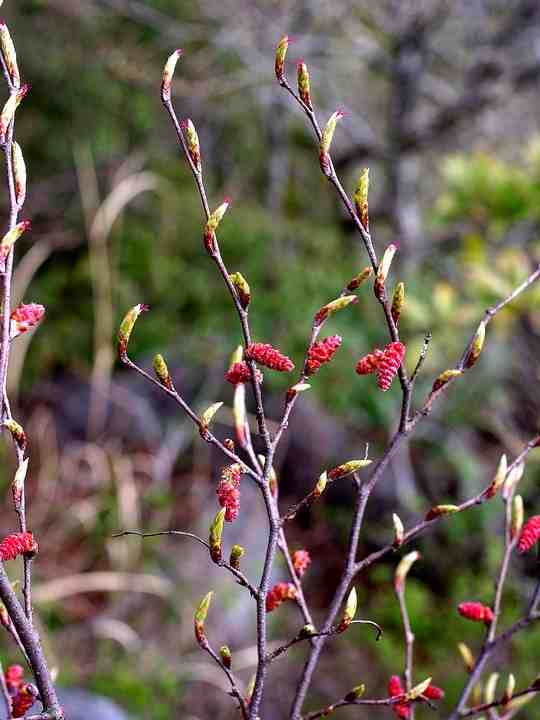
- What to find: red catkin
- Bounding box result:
[517,515,540,553]
[4,664,24,692]
[457,601,494,625]
[246,343,294,372]
[266,582,297,612]
[12,685,35,718]
[0,532,37,562]
[10,303,45,339]
[292,549,311,577]
[424,684,445,701]
[225,361,263,385]
[217,464,242,522]
[376,342,406,391]
[388,675,410,719]
[355,342,406,391]
[305,335,342,375]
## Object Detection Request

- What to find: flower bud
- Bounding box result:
[484,673,499,704]
[161,49,182,103]
[346,266,372,292]
[424,504,460,521]
[314,294,357,325]
[502,674,515,705]
[194,591,213,647]
[209,508,225,563]
[0,84,29,141]
[327,459,371,480]
[392,513,404,547]
[464,323,485,369]
[117,304,149,360]
[299,623,316,638]
[286,382,311,403]
[432,368,462,393]
[201,401,223,429]
[10,303,44,339]
[313,471,327,498]
[337,586,357,632]
[394,550,420,591]
[152,353,173,390]
[275,35,289,83]
[502,461,524,500]
[319,110,344,176]
[483,454,507,499]
[233,382,248,449]
[353,168,369,230]
[344,684,365,702]
[3,419,27,451]
[0,219,30,271]
[0,532,37,562]
[219,645,232,669]
[512,495,524,539]
[12,141,26,206]
[0,24,20,87]
[204,199,230,255]
[12,458,28,509]
[229,272,251,309]
[391,282,405,326]
[181,118,201,172]
[406,677,432,701]
[374,243,397,300]
[457,642,475,673]
[297,60,312,109]
[230,345,243,365]
[229,544,245,570]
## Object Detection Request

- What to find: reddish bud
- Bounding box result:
[246,342,294,372]
[266,582,297,612]
[388,676,410,719]
[517,515,540,554]
[424,684,444,700]
[356,343,405,391]
[4,664,24,692]
[161,49,182,103]
[0,532,37,561]
[305,335,342,375]
[275,35,289,83]
[292,549,311,577]
[12,684,37,718]
[457,601,494,625]
[217,464,242,522]
[10,303,45,339]
[225,361,263,385]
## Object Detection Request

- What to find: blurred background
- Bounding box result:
[0,0,539,717]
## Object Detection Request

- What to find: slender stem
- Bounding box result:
[113,529,258,599]
[396,585,415,698]
[301,694,433,720]
[458,685,540,719]
[202,643,249,720]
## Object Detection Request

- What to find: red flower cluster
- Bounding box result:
[517,515,540,553]
[305,335,342,375]
[388,675,410,719]
[246,343,294,372]
[388,675,444,718]
[355,342,406,391]
[10,303,45,339]
[4,665,36,718]
[458,601,494,625]
[217,464,242,522]
[266,582,297,612]
[225,361,263,385]
[292,549,311,577]
[0,532,37,562]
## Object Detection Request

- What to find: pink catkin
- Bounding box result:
[217,465,242,522]
[246,343,294,372]
[0,532,37,562]
[292,549,311,577]
[376,342,406,391]
[4,664,24,692]
[305,335,342,375]
[225,361,263,385]
[457,601,494,625]
[266,582,297,612]
[12,686,34,718]
[355,342,406,391]
[517,515,540,553]
[10,303,45,339]
[424,684,445,701]
[388,675,410,719]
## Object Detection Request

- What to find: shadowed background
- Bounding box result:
[0,0,539,717]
